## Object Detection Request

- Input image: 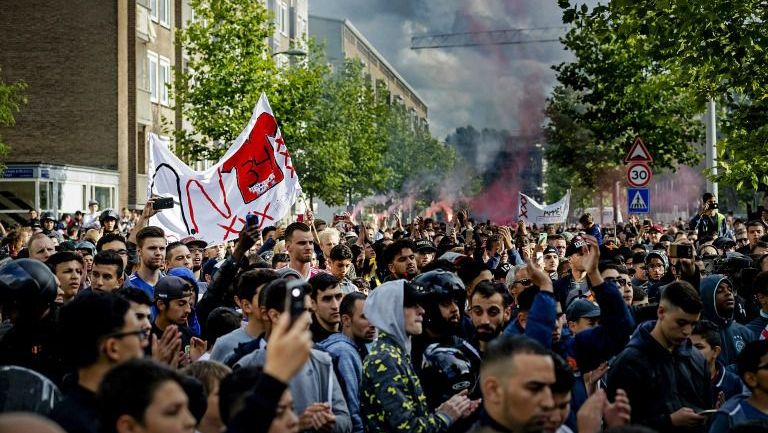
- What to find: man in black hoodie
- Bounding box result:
[606,280,711,433]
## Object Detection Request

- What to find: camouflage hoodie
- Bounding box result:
[360,280,452,433]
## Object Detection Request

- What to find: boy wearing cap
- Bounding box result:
[82,200,99,227]
[414,239,437,271]
[566,299,600,336]
[152,275,195,351]
[543,246,559,280]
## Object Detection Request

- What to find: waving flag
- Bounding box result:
[147,93,301,243]
[518,191,570,225]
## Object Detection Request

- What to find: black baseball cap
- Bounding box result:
[543,246,559,256]
[414,239,437,253]
[154,276,194,301]
[403,280,433,307]
[565,236,588,257]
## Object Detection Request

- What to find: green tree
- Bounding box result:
[171,0,277,161]
[271,43,350,206]
[560,0,768,190]
[546,1,704,196]
[0,67,27,168]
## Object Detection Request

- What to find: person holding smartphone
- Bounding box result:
[689,192,728,239]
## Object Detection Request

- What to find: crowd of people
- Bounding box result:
[1,192,768,433]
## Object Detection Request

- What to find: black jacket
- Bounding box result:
[606,321,712,433]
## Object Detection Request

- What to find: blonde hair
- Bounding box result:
[182,360,231,395]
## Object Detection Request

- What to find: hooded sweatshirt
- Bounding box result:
[316,333,366,433]
[606,321,711,433]
[699,275,757,366]
[361,280,452,433]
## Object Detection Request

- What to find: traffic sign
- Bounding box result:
[627,188,650,214]
[627,163,652,187]
[624,136,653,163]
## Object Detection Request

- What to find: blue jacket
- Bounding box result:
[712,361,747,405]
[700,275,757,366]
[502,291,557,347]
[584,223,603,246]
[572,279,635,373]
[746,311,768,336]
[316,333,365,433]
[708,393,768,433]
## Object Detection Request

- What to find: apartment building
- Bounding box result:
[309,15,428,124]
[0,0,306,226]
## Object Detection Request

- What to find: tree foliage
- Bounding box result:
[555,0,768,191]
[545,1,705,199]
[172,0,455,207]
[0,67,27,169]
[172,0,277,161]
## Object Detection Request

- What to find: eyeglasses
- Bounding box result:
[514,279,533,287]
[105,329,147,341]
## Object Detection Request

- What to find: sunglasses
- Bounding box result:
[514,279,533,286]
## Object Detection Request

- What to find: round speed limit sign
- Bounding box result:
[627,163,652,187]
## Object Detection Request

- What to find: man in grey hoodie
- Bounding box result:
[236,279,352,433]
[360,279,479,433]
[316,292,375,433]
[699,274,757,366]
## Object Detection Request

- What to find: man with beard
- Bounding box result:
[468,281,511,356]
[383,238,419,281]
[415,239,438,271]
[412,270,482,416]
[308,273,344,344]
[699,274,757,366]
[317,292,375,433]
[543,246,560,280]
[126,226,166,300]
[469,335,556,433]
[361,280,478,433]
[151,275,195,352]
[286,222,320,280]
[183,237,208,282]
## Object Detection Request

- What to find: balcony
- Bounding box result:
[137,87,152,126]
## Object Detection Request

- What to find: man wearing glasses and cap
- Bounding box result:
[182,236,209,282]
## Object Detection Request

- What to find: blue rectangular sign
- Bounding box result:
[627,188,650,214]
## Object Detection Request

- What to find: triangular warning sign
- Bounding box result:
[624,136,653,163]
[630,191,647,209]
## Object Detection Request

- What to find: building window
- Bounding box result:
[149,0,158,21]
[279,2,288,35]
[148,51,159,103]
[159,56,171,106]
[159,0,170,27]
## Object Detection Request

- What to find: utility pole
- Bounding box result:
[705,99,718,197]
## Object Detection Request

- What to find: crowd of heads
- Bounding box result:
[1,194,768,433]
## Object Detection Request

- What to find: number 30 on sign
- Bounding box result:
[627,163,652,187]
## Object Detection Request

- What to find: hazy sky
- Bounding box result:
[309,0,576,139]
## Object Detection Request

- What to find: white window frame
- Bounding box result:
[159,0,170,28]
[149,0,158,22]
[158,56,171,106]
[279,2,288,36]
[148,51,159,103]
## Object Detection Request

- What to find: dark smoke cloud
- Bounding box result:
[310,0,574,139]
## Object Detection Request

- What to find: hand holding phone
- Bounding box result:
[152,197,174,210]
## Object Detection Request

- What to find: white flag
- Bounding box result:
[518,191,570,225]
[147,93,301,243]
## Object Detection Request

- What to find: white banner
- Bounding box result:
[147,93,301,243]
[518,191,570,225]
